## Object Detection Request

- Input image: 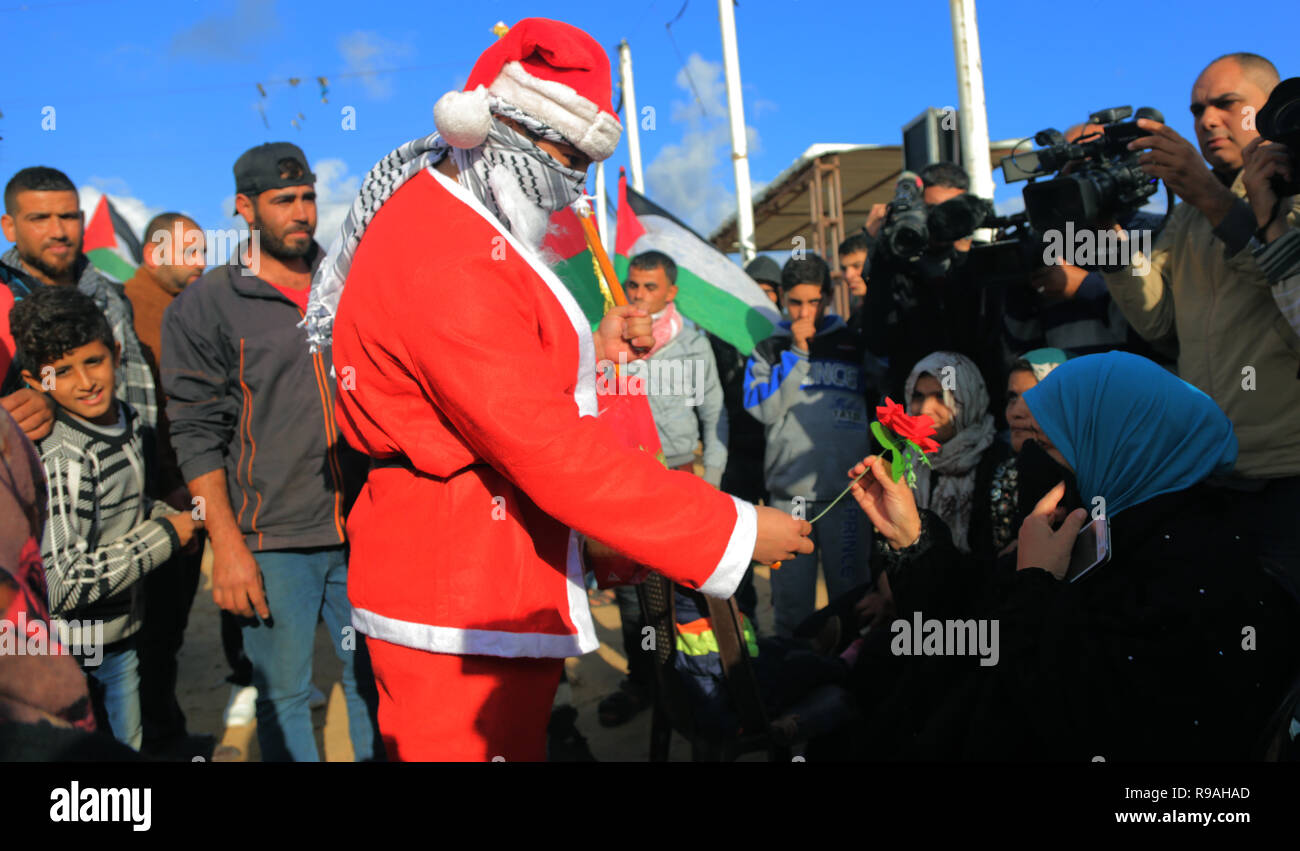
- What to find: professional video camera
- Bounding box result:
[1259,77,1300,198]
[879,171,1000,262]
[1000,105,1165,234]
[878,171,930,260]
[920,106,1168,288]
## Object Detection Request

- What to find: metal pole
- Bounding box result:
[618,41,645,194]
[594,161,609,253]
[717,0,756,262]
[949,0,995,208]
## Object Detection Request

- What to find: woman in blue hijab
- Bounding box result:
[831,352,1300,762]
[1019,351,1238,518]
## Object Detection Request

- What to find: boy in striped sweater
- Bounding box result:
[9,286,201,750]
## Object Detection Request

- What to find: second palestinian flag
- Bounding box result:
[83,195,142,283]
[614,170,778,356]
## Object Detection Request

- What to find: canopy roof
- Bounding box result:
[707,141,1022,255]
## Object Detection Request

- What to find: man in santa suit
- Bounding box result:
[303,17,813,761]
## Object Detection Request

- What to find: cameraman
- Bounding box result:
[1002,123,1174,365]
[860,162,1001,402]
[1102,52,1300,595]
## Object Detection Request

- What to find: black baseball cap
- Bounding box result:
[233,142,316,198]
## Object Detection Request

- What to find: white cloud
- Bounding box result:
[647,124,735,233]
[311,157,360,250]
[645,54,763,235]
[670,54,729,123]
[169,0,279,62]
[339,31,414,100]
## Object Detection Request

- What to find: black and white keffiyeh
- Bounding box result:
[302,99,586,351]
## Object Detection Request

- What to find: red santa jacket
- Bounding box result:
[331,167,756,658]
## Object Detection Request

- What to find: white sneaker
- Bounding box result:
[309,684,328,710]
[223,684,257,727]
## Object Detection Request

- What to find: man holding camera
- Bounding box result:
[860,162,1002,403]
[1103,52,1300,594]
[1002,123,1169,362]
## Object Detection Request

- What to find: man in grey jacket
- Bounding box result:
[624,251,728,483]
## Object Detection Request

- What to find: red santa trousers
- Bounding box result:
[367,636,564,762]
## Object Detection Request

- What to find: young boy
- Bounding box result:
[10,286,200,750]
[744,253,875,638]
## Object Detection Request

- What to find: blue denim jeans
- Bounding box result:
[240,547,382,762]
[83,636,142,751]
[767,497,872,638]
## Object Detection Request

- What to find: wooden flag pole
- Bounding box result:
[573,198,627,307]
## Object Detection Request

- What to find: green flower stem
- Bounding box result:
[808,467,873,525]
[805,425,930,526]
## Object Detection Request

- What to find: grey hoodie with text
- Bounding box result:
[743,314,878,501]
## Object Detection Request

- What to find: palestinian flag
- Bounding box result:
[614,170,778,355]
[83,195,142,283]
[542,206,611,329]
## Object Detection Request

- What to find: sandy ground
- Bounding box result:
[176,549,827,762]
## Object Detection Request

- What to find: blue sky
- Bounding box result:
[3,0,1296,258]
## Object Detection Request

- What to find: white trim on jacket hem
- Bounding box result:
[698,496,757,599]
[352,606,597,659]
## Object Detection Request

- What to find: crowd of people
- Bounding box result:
[1,17,1298,762]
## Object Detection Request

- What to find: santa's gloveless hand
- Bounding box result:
[594,304,654,363]
[753,506,813,565]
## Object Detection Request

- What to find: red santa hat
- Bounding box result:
[433,18,622,162]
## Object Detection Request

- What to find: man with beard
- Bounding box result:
[304,18,812,761]
[0,167,156,446]
[161,144,381,761]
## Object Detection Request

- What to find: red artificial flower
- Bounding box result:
[914,435,942,454]
[876,397,941,453]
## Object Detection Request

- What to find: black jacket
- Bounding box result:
[860,236,1005,408]
[160,247,366,552]
[846,484,1300,761]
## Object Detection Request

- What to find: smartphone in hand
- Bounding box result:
[1065,516,1111,583]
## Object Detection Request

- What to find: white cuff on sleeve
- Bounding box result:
[698,495,757,599]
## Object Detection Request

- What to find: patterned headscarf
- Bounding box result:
[302,98,586,352]
[904,351,996,553]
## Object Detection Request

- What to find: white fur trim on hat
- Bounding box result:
[488,62,622,161]
[433,85,493,149]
